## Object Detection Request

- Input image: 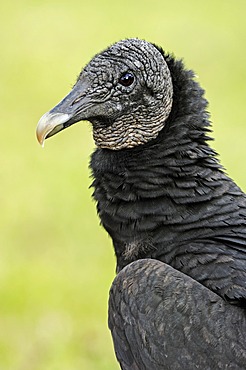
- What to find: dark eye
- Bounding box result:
[119,72,134,87]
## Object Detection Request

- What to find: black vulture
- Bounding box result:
[36,39,246,369]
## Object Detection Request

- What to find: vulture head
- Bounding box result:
[36,39,173,150]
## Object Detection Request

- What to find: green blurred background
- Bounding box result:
[1,0,246,369]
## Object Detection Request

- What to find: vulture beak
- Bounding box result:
[36,81,89,146]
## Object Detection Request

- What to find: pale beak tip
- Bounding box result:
[36,127,45,147]
[36,111,71,147]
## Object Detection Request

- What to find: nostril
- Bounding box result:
[72,96,83,105]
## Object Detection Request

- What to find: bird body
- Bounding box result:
[37,39,246,369]
[109,259,246,369]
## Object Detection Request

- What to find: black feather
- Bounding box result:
[91,50,246,306]
[109,259,246,369]
[89,42,246,368]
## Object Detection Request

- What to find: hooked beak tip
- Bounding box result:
[36,111,71,146]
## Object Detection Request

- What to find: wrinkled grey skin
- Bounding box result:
[37,39,173,149]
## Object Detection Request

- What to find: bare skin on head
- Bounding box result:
[36,39,173,150]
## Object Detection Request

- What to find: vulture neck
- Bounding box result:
[90,57,230,271]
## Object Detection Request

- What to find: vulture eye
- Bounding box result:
[119,72,134,87]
